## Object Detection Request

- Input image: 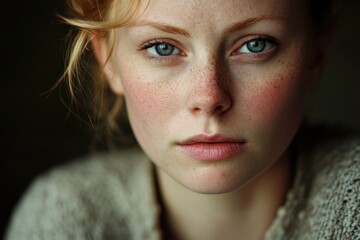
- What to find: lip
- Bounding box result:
[177,134,246,161]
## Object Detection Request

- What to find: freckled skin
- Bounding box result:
[103,0,321,194]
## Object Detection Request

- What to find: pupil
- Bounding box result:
[247,40,265,53]
[156,43,174,56]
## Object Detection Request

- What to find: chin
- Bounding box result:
[178,167,257,195]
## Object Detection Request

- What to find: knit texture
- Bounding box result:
[265,126,360,239]
[5,148,162,240]
[5,126,360,240]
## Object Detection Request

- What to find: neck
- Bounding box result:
[155,151,293,240]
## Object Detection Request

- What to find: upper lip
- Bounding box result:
[177,134,246,145]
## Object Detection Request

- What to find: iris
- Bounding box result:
[155,43,176,56]
[246,40,266,53]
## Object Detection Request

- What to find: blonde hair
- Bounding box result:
[58,0,146,147]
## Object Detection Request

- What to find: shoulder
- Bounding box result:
[5,147,160,240]
[297,124,360,238]
[299,124,360,184]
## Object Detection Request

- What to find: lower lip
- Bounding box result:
[178,142,246,161]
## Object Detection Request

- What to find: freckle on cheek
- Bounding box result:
[126,83,169,125]
[132,88,156,113]
[247,85,279,114]
[244,74,293,120]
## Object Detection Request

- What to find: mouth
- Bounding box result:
[177,134,246,161]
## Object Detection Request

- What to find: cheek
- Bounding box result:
[249,77,300,114]
[126,84,159,119]
[243,71,306,136]
[121,76,176,142]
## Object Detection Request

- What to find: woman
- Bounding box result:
[5,0,360,239]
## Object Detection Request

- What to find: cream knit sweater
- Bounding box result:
[5,127,360,240]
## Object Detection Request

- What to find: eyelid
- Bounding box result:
[231,35,279,56]
[139,38,186,57]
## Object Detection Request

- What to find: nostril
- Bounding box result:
[188,85,233,116]
[191,99,231,116]
[214,105,225,114]
[192,107,201,113]
[214,100,232,115]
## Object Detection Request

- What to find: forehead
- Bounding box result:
[135,0,309,28]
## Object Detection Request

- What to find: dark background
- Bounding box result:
[1,1,92,237]
[1,0,359,238]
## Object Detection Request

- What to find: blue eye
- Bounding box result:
[145,42,181,56]
[239,39,274,53]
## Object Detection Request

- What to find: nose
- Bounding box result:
[187,59,232,116]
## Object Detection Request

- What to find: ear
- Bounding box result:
[305,26,333,89]
[91,32,124,95]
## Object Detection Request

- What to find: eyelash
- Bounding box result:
[234,36,278,56]
[139,39,184,59]
[139,36,278,60]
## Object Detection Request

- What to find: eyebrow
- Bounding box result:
[223,17,282,34]
[129,16,283,37]
[130,21,191,37]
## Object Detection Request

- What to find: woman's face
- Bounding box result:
[104,0,323,193]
